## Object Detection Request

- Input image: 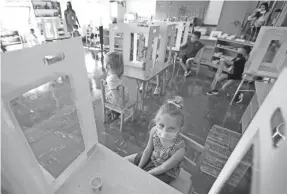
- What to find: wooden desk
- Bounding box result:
[124,63,171,111]
[56,144,181,194]
[241,82,273,133]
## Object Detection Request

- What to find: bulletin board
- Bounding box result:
[155,1,209,21]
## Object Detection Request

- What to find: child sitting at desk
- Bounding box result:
[104,51,129,119]
[72,24,81,37]
[207,45,252,103]
[179,31,204,77]
[130,96,186,184]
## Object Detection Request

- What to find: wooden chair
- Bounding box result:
[100,79,136,131]
[174,45,209,83]
[124,133,207,194]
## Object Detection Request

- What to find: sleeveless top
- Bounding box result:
[151,130,186,178]
[105,74,129,106]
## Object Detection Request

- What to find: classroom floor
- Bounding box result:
[86,50,254,193]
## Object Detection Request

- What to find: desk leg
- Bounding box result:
[136,80,141,110]
[162,71,166,95]
[140,81,147,116]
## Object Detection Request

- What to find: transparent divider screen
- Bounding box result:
[9,75,85,179]
[262,40,282,63]
[211,146,254,194]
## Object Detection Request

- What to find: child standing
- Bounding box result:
[104,51,129,110]
[207,45,251,103]
[128,96,186,184]
[179,31,204,77]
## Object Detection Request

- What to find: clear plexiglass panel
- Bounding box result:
[262,40,282,63]
[9,75,85,179]
[213,146,254,194]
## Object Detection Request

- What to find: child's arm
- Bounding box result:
[148,147,185,175]
[138,127,156,168]
[180,42,188,49]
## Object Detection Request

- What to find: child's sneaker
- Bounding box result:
[184,69,192,77]
[235,93,244,104]
[207,90,219,96]
[153,87,161,95]
[139,83,143,93]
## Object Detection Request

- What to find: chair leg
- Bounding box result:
[196,62,200,77]
[230,78,246,105]
[131,106,135,121]
[120,112,124,132]
[103,107,107,123]
[162,71,166,95]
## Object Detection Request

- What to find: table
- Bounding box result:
[241,82,273,133]
[56,144,181,194]
[124,63,171,113]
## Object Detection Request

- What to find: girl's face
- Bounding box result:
[260,5,266,11]
[156,113,181,134]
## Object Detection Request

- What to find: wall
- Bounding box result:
[126,0,156,18]
[155,1,209,21]
[217,1,258,34]
[203,0,224,25]
[126,0,222,25]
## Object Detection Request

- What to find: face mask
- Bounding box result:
[156,128,178,140]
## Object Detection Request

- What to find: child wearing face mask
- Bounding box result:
[207,46,252,103]
[104,51,129,119]
[129,96,186,184]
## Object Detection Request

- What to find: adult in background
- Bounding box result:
[64,1,80,34]
[247,2,270,41]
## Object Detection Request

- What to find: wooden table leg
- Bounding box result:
[141,81,147,115]
[162,71,166,95]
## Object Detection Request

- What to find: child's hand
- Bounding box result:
[220,57,226,64]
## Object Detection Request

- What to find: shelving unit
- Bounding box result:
[0,30,24,51]
[103,28,124,52]
[32,0,62,18]
[208,38,254,72]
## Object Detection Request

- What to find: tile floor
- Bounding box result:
[86,49,254,194]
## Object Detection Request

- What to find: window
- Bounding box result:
[9,75,85,179]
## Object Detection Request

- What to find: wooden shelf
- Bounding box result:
[3,42,22,46]
[212,54,233,61]
[215,46,240,53]
[217,38,254,47]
